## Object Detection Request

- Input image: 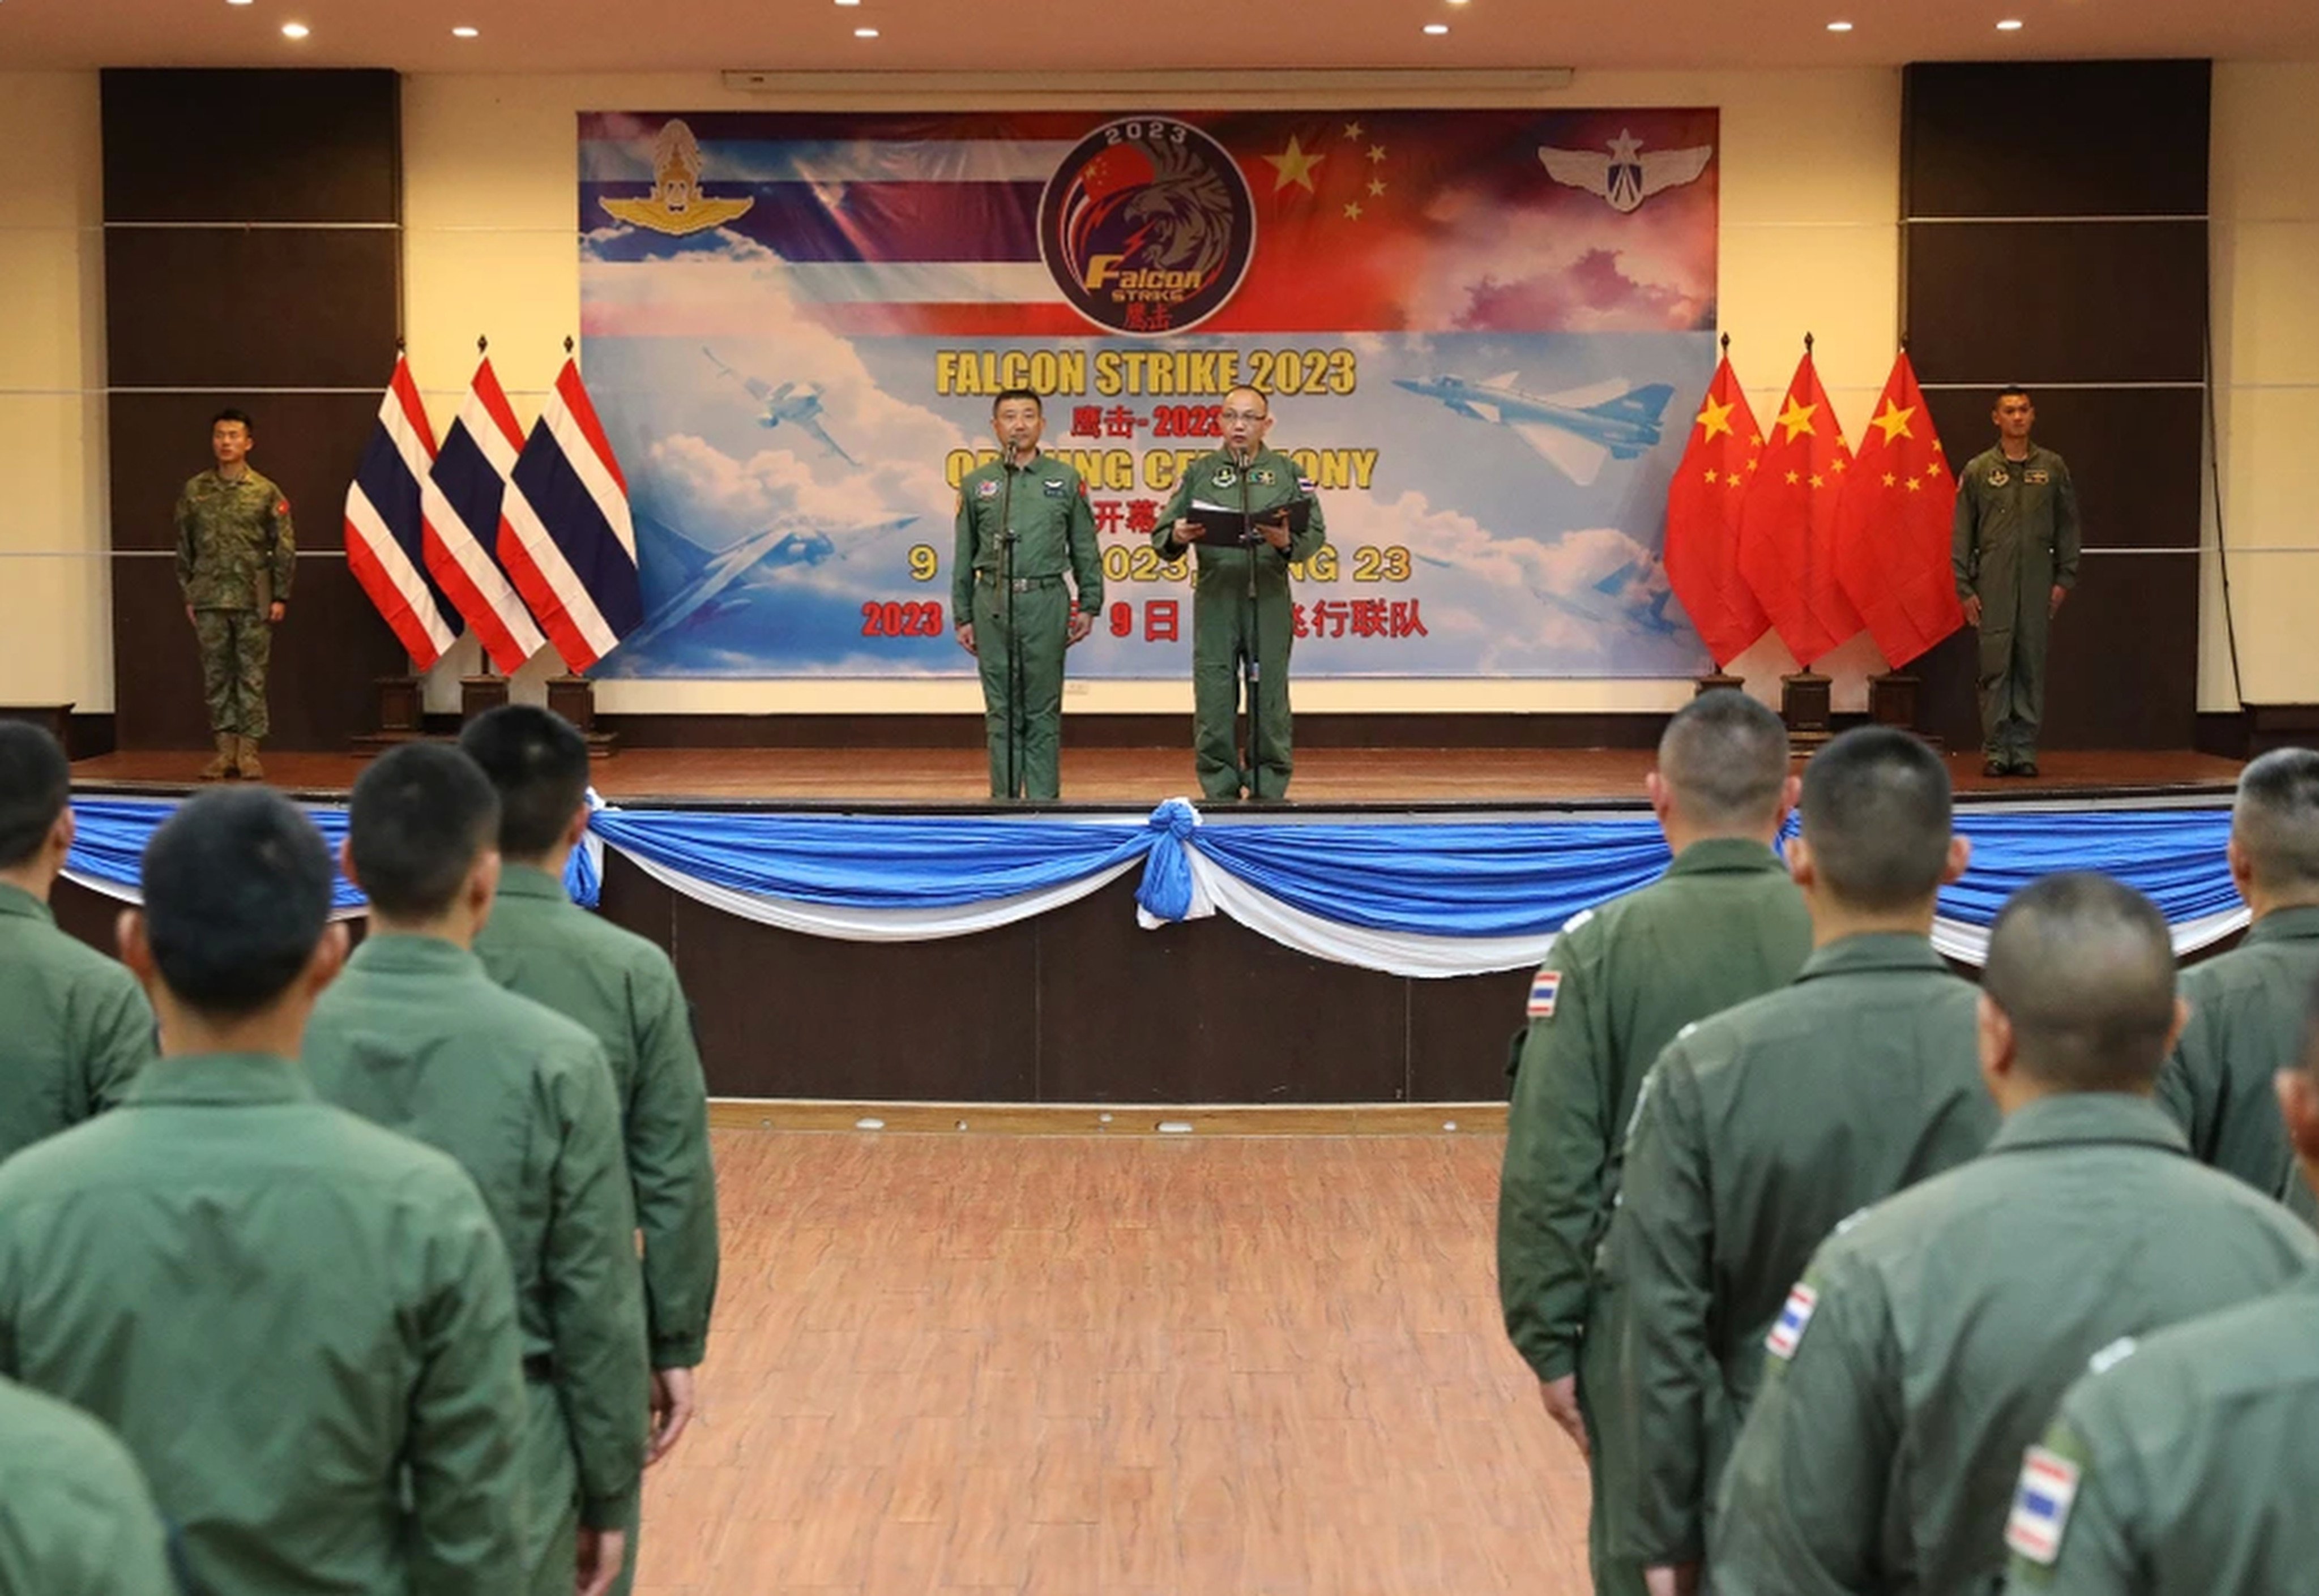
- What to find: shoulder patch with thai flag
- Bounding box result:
[1765,1282,1817,1360]
[1528,969,1561,1019]
[2004,1446,2081,1565]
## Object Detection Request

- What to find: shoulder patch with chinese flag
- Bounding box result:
[2004,1447,2081,1565]
[275,498,290,515]
[1765,1282,1817,1360]
[1527,969,1561,1019]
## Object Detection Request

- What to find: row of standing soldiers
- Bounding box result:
[1500,692,2319,1594]
[0,707,720,1595]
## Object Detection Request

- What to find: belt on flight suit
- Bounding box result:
[975,570,1066,593]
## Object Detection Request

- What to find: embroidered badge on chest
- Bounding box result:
[1044,479,1067,497]
[1987,469,2010,486]
[1252,468,1275,486]
[2025,469,2050,485]
[1213,467,1237,489]
[977,480,1000,498]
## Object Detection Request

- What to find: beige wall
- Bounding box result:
[2203,62,2319,712]
[401,67,1904,716]
[0,74,109,713]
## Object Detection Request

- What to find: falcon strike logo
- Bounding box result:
[1039,118,1255,336]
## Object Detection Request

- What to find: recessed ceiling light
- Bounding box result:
[1423,21,1450,33]
[1827,19,1854,31]
[835,0,861,6]
[1996,16,2024,28]
[280,20,309,37]
[854,24,879,36]
[227,0,254,7]
[451,25,479,37]
[1446,0,1471,6]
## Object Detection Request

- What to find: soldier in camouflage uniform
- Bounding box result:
[175,408,294,781]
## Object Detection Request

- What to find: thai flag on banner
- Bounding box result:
[501,357,643,671]
[425,358,549,674]
[343,356,461,669]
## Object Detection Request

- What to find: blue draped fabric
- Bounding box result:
[63,796,2241,947]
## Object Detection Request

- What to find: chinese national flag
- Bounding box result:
[1663,354,1770,668]
[1833,351,1964,668]
[1736,350,1862,666]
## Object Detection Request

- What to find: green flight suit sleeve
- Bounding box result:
[1287,484,1327,564]
[1155,473,1193,557]
[629,962,720,1370]
[1951,473,1979,600]
[2052,459,2081,591]
[2150,1037,2213,1162]
[1497,936,1609,1384]
[269,489,296,603]
[951,484,979,623]
[405,1175,530,1596]
[1712,1248,1897,1596]
[2001,1417,2128,1594]
[75,961,157,1115]
[1067,478,1104,613]
[545,1038,651,1530]
[1616,1047,1720,1564]
[174,484,197,599]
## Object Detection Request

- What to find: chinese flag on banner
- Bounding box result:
[1663,352,1770,668]
[1736,349,1862,667]
[1833,350,1964,668]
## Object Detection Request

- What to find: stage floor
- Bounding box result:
[70,745,2243,808]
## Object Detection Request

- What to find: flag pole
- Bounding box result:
[1696,331,1745,697]
[1778,330,1833,753]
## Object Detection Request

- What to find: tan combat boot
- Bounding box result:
[236,735,264,782]
[200,733,237,781]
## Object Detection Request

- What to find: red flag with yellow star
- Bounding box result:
[1833,351,1963,668]
[1736,350,1861,666]
[1663,353,1769,668]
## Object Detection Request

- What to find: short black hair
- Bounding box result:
[1223,384,1270,417]
[2232,747,2319,895]
[992,388,1042,415]
[1995,386,2033,407]
[211,407,254,433]
[1799,728,1953,911]
[0,722,71,870]
[141,788,333,1016]
[1983,872,2177,1093]
[347,743,501,920]
[458,705,591,859]
[1658,689,1790,828]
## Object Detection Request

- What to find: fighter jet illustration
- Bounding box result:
[1541,557,1686,637]
[1393,373,1675,487]
[702,346,857,465]
[625,510,917,656]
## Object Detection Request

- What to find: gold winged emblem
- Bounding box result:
[600,119,755,236]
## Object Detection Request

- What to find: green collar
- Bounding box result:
[0,881,55,925]
[346,932,485,978]
[494,863,571,903]
[2244,905,2319,947]
[1988,1093,2188,1157]
[1795,932,1950,982]
[123,1052,314,1107]
[1665,836,1787,878]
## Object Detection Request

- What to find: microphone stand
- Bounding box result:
[1238,452,1261,802]
[998,446,1020,801]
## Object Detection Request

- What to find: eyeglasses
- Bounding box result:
[1220,409,1268,423]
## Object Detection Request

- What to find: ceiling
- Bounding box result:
[5,0,2317,75]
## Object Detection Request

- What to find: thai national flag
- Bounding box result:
[501,358,642,672]
[425,358,548,674]
[343,356,461,669]
[2004,1446,2081,1565]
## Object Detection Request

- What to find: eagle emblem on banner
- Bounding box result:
[601,119,756,236]
[1538,129,1713,213]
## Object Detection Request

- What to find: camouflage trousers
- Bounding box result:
[193,608,271,738]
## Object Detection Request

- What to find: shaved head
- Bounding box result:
[1799,728,1953,912]
[1983,873,2177,1093]
[2233,747,2319,897]
[1658,690,1791,830]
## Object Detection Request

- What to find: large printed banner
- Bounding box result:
[578,109,1719,678]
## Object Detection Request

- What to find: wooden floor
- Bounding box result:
[635,1129,1587,1595]
[71,744,2240,807]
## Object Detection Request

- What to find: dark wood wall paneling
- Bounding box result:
[102,70,407,752]
[1899,60,2211,752]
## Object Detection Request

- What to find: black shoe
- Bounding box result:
[2016,760,2040,779]
[1983,759,2009,778]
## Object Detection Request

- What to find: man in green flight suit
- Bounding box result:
[2001,973,2319,1594]
[1953,386,2081,777]
[0,723,155,1160]
[1154,385,1328,801]
[1712,874,2319,1596]
[306,743,649,1596]
[1614,726,1998,1596]
[462,704,721,1596]
[2155,746,2319,1212]
[0,786,528,1595]
[952,387,1104,800]
[1498,688,1811,1596]
[0,1373,176,1596]
[176,408,294,782]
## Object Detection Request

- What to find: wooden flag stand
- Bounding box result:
[352,674,436,758]
[1780,670,1834,755]
[1695,671,1745,697]
[1867,671,1943,751]
[547,675,619,760]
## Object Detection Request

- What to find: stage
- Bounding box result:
[67,744,2243,808]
